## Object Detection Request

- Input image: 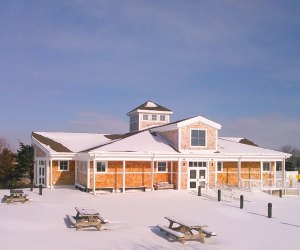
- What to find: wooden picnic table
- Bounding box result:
[67,207,108,231]
[158,216,216,244]
[2,190,28,203]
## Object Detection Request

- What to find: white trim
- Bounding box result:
[178,159,181,190]
[151,156,154,191]
[50,160,53,189]
[127,109,173,116]
[238,159,241,187]
[93,159,96,195]
[156,161,167,173]
[58,160,69,172]
[171,161,173,184]
[95,161,108,173]
[87,160,90,189]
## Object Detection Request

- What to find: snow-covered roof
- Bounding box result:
[32,132,112,153]
[219,137,244,143]
[218,138,290,157]
[90,130,178,154]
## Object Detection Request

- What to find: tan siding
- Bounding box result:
[52,160,75,185]
[158,130,178,149]
[180,122,217,150]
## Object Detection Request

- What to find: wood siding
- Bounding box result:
[180,122,217,150]
[52,160,75,185]
[158,130,179,149]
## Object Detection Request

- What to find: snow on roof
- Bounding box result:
[90,130,178,154]
[218,138,289,156]
[219,137,244,143]
[33,132,111,153]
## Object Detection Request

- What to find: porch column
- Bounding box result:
[87,160,90,190]
[214,161,217,186]
[260,161,263,190]
[122,160,126,193]
[50,159,53,189]
[178,159,181,190]
[238,159,241,187]
[171,161,173,184]
[75,161,77,186]
[93,159,96,195]
[151,157,154,191]
[282,158,286,189]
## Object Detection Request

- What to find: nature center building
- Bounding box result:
[32,101,290,193]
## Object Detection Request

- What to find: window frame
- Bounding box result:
[160,114,166,121]
[262,162,271,172]
[143,114,149,121]
[58,161,69,172]
[217,162,223,172]
[156,161,167,173]
[151,114,157,121]
[190,129,207,147]
[96,161,107,173]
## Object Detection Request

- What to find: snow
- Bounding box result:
[91,131,178,154]
[218,138,289,156]
[1,188,300,250]
[35,132,112,152]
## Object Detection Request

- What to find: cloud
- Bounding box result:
[220,113,300,150]
[69,111,128,134]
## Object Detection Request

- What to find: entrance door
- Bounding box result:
[37,160,46,186]
[188,161,207,189]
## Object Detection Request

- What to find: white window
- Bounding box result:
[263,162,270,172]
[152,114,157,121]
[84,161,87,172]
[191,129,206,147]
[59,161,69,171]
[160,115,165,121]
[217,162,223,172]
[130,115,138,123]
[188,161,207,167]
[143,114,149,120]
[96,161,107,173]
[157,162,167,172]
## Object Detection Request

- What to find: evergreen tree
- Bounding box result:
[15,143,34,186]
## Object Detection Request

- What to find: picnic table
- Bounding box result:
[2,189,28,203]
[158,216,217,244]
[67,207,108,231]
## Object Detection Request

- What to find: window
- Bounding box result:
[263,162,270,172]
[97,162,107,173]
[217,162,223,172]
[157,162,167,172]
[191,129,206,146]
[59,161,69,171]
[188,161,207,168]
[152,114,157,121]
[130,115,138,123]
[160,115,165,121]
[143,114,148,120]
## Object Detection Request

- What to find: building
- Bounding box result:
[32,101,291,193]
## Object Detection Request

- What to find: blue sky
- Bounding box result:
[1,0,300,151]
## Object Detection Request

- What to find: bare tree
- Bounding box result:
[0,136,10,154]
[279,144,300,171]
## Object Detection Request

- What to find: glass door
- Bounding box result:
[188,161,207,190]
[37,160,45,186]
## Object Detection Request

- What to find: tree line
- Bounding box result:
[0,136,33,189]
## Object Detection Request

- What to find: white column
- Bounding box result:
[260,161,263,190]
[50,159,53,189]
[75,161,78,186]
[214,161,217,186]
[178,159,181,190]
[151,157,154,191]
[122,160,126,193]
[87,160,90,190]
[282,158,285,189]
[171,161,173,184]
[238,159,241,187]
[93,159,96,195]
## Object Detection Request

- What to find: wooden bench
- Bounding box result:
[120,186,147,192]
[154,182,174,190]
[67,214,76,225]
[157,224,186,243]
[202,228,217,237]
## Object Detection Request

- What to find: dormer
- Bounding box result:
[127,101,173,132]
[150,116,222,152]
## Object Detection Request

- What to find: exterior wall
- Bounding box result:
[172,162,178,189]
[140,120,168,130]
[180,161,188,190]
[129,122,139,132]
[89,161,175,190]
[51,160,75,185]
[158,130,179,149]
[209,161,216,187]
[217,162,239,186]
[241,162,260,180]
[180,122,217,150]
[77,171,87,186]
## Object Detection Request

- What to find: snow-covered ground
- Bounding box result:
[1,187,300,250]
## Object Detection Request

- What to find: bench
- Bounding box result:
[157,224,185,242]
[154,182,174,190]
[202,229,217,237]
[120,186,147,192]
[75,183,88,192]
[96,187,114,193]
[10,189,24,194]
[97,215,109,224]
[67,214,76,226]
